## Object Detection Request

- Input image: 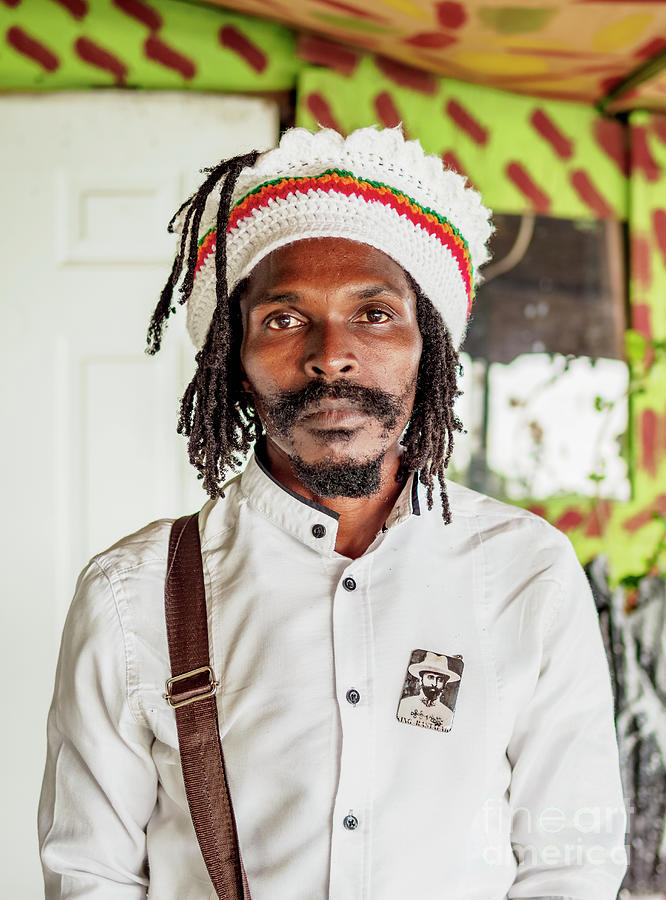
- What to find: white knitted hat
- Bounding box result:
[174,125,493,351]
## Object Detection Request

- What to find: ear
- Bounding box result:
[240,371,255,397]
[239,360,251,394]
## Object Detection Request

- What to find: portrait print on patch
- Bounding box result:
[396,649,464,733]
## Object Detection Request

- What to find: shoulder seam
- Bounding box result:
[95,557,168,579]
[92,559,144,729]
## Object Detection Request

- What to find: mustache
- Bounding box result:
[265,379,404,431]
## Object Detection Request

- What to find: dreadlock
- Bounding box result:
[145,148,260,356]
[146,156,463,524]
[400,275,463,524]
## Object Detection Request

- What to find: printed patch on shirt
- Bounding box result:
[396,649,464,733]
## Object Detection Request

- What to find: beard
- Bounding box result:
[253,378,411,499]
[290,451,385,498]
[422,685,442,701]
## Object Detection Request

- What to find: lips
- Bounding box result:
[301,399,368,428]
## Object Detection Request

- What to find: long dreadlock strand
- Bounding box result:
[145,199,198,355]
[175,152,261,496]
[145,150,259,356]
[399,279,463,524]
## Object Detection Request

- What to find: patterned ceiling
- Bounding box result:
[202,0,666,111]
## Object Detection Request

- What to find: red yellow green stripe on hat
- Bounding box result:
[194,169,475,316]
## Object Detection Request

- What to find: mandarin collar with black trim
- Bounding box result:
[239,450,420,558]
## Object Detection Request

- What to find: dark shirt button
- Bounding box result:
[311,523,326,539]
[346,688,361,705]
[342,577,357,591]
[343,814,359,831]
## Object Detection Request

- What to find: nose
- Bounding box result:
[303,321,359,379]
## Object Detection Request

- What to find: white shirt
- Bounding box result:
[38,452,627,899]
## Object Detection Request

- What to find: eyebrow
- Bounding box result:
[249,291,301,310]
[249,283,405,309]
[356,284,404,300]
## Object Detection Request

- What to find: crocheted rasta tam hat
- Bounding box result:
[146,125,493,356]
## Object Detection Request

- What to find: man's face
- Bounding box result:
[421,672,446,701]
[240,238,423,495]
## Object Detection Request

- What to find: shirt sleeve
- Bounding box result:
[38,560,158,899]
[506,533,628,900]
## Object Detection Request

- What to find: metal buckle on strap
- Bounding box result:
[163,665,219,708]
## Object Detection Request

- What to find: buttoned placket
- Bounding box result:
[238,455,419,898]
[327,552,376,900]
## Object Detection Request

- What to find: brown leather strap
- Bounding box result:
[164,513,250,900]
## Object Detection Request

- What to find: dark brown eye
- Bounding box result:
[266,313,303,330]
[356,308,391,324]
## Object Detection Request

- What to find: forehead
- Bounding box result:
[242,237,414,298]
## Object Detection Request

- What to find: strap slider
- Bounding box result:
[164,665,219,708]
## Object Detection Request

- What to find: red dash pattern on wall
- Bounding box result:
[112,0,162,32]
[445,99,488,145]
[624,495,666,533]
[74,36,128,84]
[219,25,267,74]
[441,149,466,178]
[6,26,60,72]
[51,0,89,20]
[555,509,585,532]
[652,117,666,148]
[374,91,405,131]
[530,109,574,160]
[652,208,666,266]
[570,170,614,218]
[631,235,652,290]
[145,35,196,79]
[306,92,343,132]
[641,408,658,477]
[593,118,629,176]
[506,161,551,213]
[632,126,660,182]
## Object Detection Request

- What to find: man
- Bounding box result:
[39,126,627,898]
[396,650,462,732]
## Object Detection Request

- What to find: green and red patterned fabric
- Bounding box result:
[0,0,299,91]
[203,0,666,112]
[3,1,665,110]
[296,56,628,221]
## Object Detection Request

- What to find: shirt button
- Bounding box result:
[311,523,326,539]
[346,688,361,705]
[343,814,359,831]
[342,577,357,591]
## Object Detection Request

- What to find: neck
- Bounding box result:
[261,439,408,559]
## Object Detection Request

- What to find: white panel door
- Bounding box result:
[0,91,278,897]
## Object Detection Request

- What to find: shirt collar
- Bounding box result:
[239,448,420,557]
